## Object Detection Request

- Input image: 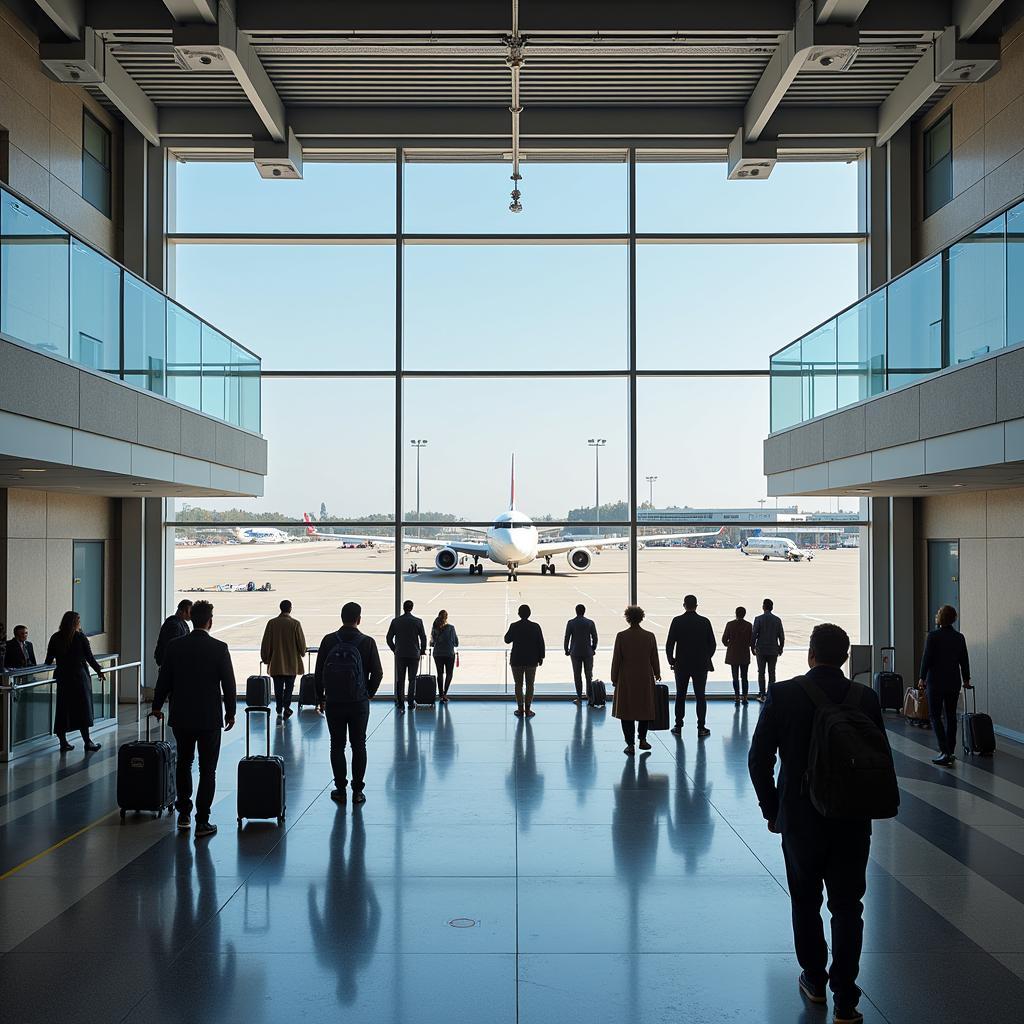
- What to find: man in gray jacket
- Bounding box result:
[386,599,427,712]
[751,597,785,702]
[564,604,598,705]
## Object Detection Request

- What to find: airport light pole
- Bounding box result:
[588,438,606,536]
[645,475,658,509]
[411,439,428,538]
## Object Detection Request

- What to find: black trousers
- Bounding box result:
[756,653,778,695]
[395,656,419,705]
[273,674,296,712]
[570,652,594,701]
[730,663,750,698]
[927,683,960,756]
[434,654,456,695]
[781,819,870,1010]
[673,667,708,728]
[172,728,222,821]
[325,700,370,792]
[620,720,649,745]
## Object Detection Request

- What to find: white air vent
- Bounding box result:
[254,128,304,180]
[727,129,777,181]
[173,45,228,72]
[803,45,859,72]
[934,27,999,84]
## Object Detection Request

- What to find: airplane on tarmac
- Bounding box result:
[191,525,293,544]
[303,456,723,580]
[740,530,814,562]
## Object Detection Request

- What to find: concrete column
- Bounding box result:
[146,146,169,291]
[886,125,913,277]
[119,498,145,703]
[861,146,889,292]
[889,496,916,680]
[122,127,148,278]
[868,497,890,671]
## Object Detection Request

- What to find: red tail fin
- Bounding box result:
[303,512,316,536]
[509,453,516,510]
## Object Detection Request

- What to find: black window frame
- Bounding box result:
[923,111,953,219]
[82,109,112,218]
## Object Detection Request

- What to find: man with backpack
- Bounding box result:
[315,602,384,804]
[748,623,899,1024]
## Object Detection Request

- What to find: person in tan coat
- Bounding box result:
[260,599,307,718]
[722,606,753,706]
[610,605,661,756]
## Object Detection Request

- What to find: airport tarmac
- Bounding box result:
[174,542,861,695]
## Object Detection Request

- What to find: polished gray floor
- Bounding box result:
[2,699,1024,1023]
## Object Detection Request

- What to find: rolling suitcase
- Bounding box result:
[117,712,176,820]
[237,707,286,825]
[297,673,318,711]
[650,683,671,731]
[246,674,272,707]
[874,672,904,712]
[589,679,607,708]
[902,686,930,727]
[414,669,437,705]
[961,687,995,756]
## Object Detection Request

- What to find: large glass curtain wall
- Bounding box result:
[169,153,867,692]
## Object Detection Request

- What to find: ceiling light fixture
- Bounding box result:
[20,467,46,473]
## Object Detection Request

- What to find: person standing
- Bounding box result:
[748,623,893,1024]
[564,603,599,705]
[610,605,660,756]
[386,600,427,712]
[752,597,785,701]
[430,609,459,703]
[260,599,307,718]
[154,600,192,667]
[665,594,716,738]
[504,604,545,718]
[151,600,236,837]
[722,607,753,706]
[315,602,384,804]
[918,604,971,767]
[4,624,37,669]
[45,611,106,753]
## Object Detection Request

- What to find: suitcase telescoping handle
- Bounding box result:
[145,710,165,742]
[965,683,977,714]
[244,706,271,758]
[880,645,895,673]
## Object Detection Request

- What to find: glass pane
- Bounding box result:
[82,155,111,217]
[403,161,628,233]
[1007,201,1024,348]
[837,291,886,407]
[13,679,54,747]
[925,115,951,167]
[637,243,859,369]
[403,244,627,370]
[949,214,1005,364]
[83,114,110,164]
[636,159,860,233]
[886,255,943,387]
[73,540,105,636]
[771,342,803,431]
[924,159,952,218]
[201,323,234,422]
[0,190,69,357]
[235,345,261,433]
[167,302,202,410]
[123,274,166,394]
[173,160,396,233]
[801,320,838,420]
[402,377,627,521]
[174,243,395,370]
[71,240,120,373]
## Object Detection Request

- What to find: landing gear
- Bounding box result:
[506,562,519,582]
[763,555,770,561]
[541,560,556,576]
[468,562,483,576]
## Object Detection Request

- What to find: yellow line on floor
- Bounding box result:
[0,809,118,881]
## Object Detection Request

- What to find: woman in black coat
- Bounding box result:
[45,611,106,752]
[918,604,971,767]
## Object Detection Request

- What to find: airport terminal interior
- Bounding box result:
[2,1,1024,1021]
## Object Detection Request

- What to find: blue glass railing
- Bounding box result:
[770,196,1024,432]
[0,185,260,433]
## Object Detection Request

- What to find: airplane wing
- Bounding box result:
[537,526,725,555]
[304,530,490,556]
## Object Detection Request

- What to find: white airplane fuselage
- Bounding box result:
[741,536,811,561]
[484,509,540,567]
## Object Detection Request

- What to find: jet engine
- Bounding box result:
[567,547,593,572]
[434,547,459,572]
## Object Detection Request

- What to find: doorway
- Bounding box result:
[927,540,960,627]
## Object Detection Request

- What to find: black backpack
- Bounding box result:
[322,631,368,702]
[799,677,900,820]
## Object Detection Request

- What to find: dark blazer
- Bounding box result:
[152,629,237,732]
[748,665,887,831]
[665,611,716,672]
[721,619,752,666]
[154,614,189,666]
[504,619,545,667]
[564,615,598,657]
[386,613,427,659]
[752,611,785,656]
[314,626,384,703]
[919,625,970,692]
[4,637,37,669]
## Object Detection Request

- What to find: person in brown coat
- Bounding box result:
[722,606,753,706]
[260,599,307,718]
[610,605,661,756]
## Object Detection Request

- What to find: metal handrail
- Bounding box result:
[0,657,139,691]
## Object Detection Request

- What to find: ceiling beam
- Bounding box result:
[161,0,217,23]
[31,0,84,38]
[876,47,938,144]
[97,46,161,145]
[815,0,872,23]
[954,0,1006,38]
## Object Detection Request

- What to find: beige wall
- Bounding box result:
[1,489,120,658]
[0,3,121,258]
[919,487,1024,737]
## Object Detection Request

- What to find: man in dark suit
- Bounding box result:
[564,604,598,705]
[154,599,192,667]
[152,600,236,838]
[748,623,887,1024]
[752,597,785,701]
[4,625,37,669]
[386,599,427,712]
[505,604,545,718]
[665,594,716,737]
[918,604,972,766]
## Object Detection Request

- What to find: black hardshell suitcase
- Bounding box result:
[874,672,904,712]
[297,673,318,711]
[246,674,272,707]
[415,672,437,705]
[237,707,286,825]
[961,686,996,756]
[118,712,176,820]
[590,679,607,708]
[650,683,671,731]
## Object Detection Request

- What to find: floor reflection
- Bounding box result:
[432,702,457,779]
[723,703,753,797]
[667,740,715,873]
[509,718,545,830]
[564,705,597,806]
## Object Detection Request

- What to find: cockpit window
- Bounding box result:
[493,521,528,530]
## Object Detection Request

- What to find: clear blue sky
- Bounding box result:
[173,158,860,520]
